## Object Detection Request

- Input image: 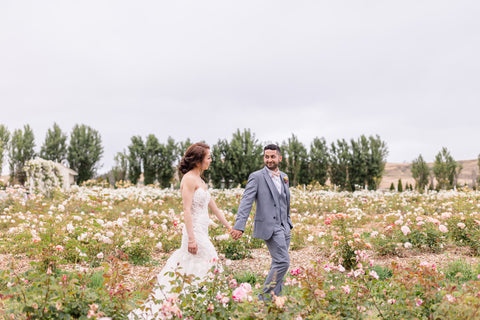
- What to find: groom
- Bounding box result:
[231,144,293,299]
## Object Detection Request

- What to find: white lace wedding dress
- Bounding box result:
[128,188,219,319]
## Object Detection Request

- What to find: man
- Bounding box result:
[231,144,293,299]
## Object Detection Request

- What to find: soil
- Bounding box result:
[2,245,479,290]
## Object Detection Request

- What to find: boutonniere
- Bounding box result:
[283,176,289,184]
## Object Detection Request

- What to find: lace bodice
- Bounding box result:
[191,188,211,215]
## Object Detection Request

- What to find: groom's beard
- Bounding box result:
[266,163,278,170]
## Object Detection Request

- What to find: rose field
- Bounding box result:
[1,184,480,319]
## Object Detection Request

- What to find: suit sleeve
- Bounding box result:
[233,173,258,232]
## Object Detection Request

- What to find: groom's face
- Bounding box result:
[264,149,282,171]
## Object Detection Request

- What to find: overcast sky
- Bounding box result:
[1,1,479,174]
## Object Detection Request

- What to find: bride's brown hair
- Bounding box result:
[178,142,210,174]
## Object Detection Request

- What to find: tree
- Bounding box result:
[127,136,144,185]
[110,150,128,185]
[365,135,388,190]
[227,129,263,187]
[411,154,430,192]
[329,139,350,190]
[143,134,161,185]
[432,147,462,190]
[177,138,193,161]
[397,178,403,192]
[280,134,309,187]
[389,182,395,191]
[157,137,178,188]
[9,125,36,184]
[67,124,104,183]
[308,137,329,185]
[40,122,68,162]
[0,125,9,176]
[348,136,369,191]
[209,139,232,188]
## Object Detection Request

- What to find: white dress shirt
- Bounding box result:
[267,167,282,194]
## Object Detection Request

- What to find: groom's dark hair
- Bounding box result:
[264,144,281,155]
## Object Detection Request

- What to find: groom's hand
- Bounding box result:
[230,229,243,240]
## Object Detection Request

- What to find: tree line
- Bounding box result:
[1,123,477,191]
[0,123,103,184]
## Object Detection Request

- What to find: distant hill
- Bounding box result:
[379,159,479,189]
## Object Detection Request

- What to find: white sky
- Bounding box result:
[1,1,479,174]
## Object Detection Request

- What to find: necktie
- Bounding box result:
[271,171,280,178]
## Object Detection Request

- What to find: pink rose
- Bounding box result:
[439,225,448,233]
[401,225,411,236]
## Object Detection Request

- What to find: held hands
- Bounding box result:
[230,229,243,240]
[188,239,198,254]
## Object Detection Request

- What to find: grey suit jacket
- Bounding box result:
[233,167,293,240]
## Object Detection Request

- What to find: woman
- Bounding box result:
[129,143,232,319]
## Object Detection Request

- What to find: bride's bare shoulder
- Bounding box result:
[180,172,197,191]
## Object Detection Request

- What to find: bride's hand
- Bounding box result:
[188,240,198,254]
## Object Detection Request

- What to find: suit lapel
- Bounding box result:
[280,172,290,205]
[262,167,280,206]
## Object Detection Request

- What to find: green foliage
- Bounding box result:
[411,154,430,192]
[389,182,395,191]
[328,135,387,191]
[443,259,480,284]
[210,139,232,188]
[281,134,309,186]
[67,124,104,183]
[40,122,68,162]
[234,270,261,286]
[157,136,178,188]
[433,147,462,190]
[127,135,144,185]
[397,178,403,192]
[0,124,10,176]
[210,129,263,188]
[365,135,388,190]
[308,137,329,185]
[214,237,251,260]
[9,124,36,184]
[143,134,161,185]
[123,240,152,265]
[329,139,350,190]
[110,149,128,185]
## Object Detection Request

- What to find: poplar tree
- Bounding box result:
[227,129,263,187]
[365,135,388,190]
[329,139,350,190]
[143,134,161,185]
[157,137,178,188]
[281,134,309,186]
[0,125,9,176]
[9,125,36,184]
[433,147,462,189]
[40,122,68,162]
[67,124,103,183]
[411,154,430,192]
[209,139,232,188]
[127,136,144,185]
[177,138,193,161]
[111,150,128,184]
[309,137,329,185]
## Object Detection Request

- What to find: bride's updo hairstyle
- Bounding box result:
[179,142,210,175]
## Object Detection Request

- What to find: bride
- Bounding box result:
[129,142,232,320]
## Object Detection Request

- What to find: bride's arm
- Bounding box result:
[181,176,197,254]
[208,198,232,232]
